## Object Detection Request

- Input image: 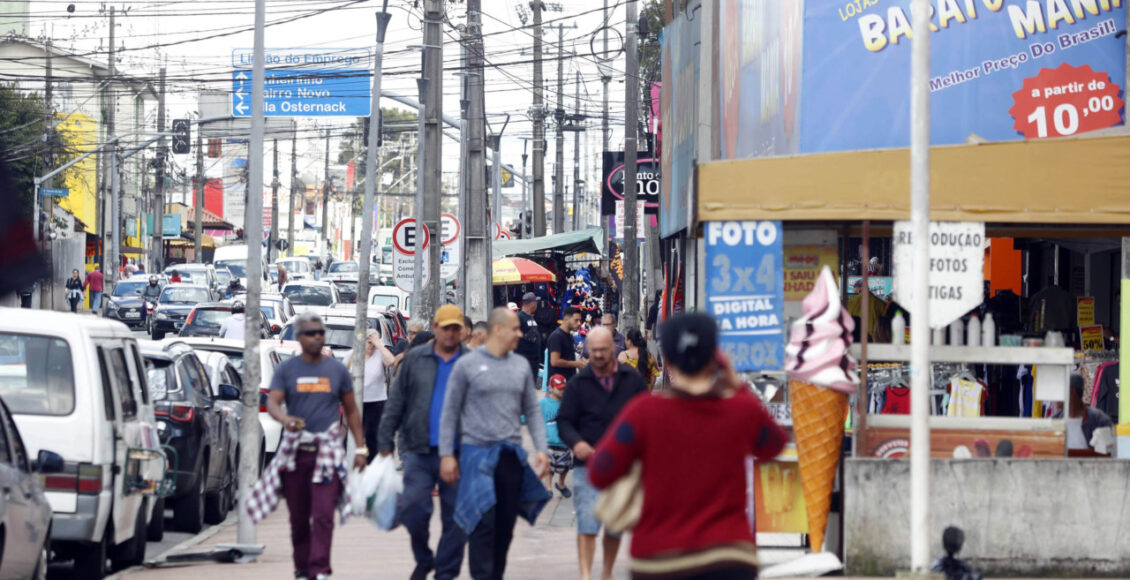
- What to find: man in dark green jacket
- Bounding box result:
[378,304,470,580]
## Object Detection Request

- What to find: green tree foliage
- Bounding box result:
[0,83,81,219]
[337,107,418,215]
[0,84,51,216]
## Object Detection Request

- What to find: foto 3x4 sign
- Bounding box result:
[705,221,785,372]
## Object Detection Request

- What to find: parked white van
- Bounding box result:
[0,309,167,579]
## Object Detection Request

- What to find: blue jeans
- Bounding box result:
[401,450,466,580]
[573,465,621,538]
[89,290,102,312]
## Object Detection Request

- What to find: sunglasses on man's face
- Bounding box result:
[299,329,326,337]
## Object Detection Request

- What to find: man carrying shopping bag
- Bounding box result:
[248,311,367,580]
[378,304,471,580]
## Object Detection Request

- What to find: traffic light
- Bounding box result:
[171,119,191,154]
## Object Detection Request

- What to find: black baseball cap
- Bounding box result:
[660,312,718,375]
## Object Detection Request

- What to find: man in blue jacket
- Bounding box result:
[379,304,469,580]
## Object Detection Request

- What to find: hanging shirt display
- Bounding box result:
[947,377,984,417]
[881,386,910,415]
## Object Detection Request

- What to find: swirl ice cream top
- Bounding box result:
[784,266,859,394]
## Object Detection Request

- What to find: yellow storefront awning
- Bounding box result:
[697,135,1130,225]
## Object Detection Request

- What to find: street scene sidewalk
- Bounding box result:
[123,493,630,580]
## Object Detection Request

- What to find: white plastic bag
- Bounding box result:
[349,466,380,515]
[362,454,403,531]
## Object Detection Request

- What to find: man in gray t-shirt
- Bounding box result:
[266,312,366,579]
[270,351,353,432]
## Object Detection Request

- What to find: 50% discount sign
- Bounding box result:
[1009,63,1124,139]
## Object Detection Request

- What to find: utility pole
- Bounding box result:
[152,67,166,273]
[238,0,267,547]
[288,130,297,256]
[572,69,581,232]
[908,0,932,571]
[465,0,490,322]
[601,0,612,262]
[531,0,546,237]
[553,23,565,234]
[418,0,443,323]
[490,117,508,242]
[104,6,118,294]
[38,39,53,309]
[270,138,279,264]
[194,136,204,261]
[322,128,331,255]
[602,0,611,151]
[621,0,639,329]
[521,141,529,238]
[354,4,392,407]
[457,30,469,311]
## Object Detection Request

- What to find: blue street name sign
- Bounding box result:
[232,48,371,118]
[39,187,69,197]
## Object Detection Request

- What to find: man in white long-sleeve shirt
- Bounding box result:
[219,301,247,340]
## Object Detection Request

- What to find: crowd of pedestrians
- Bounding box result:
[248,291,784,580]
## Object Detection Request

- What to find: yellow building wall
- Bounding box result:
[55,112,98,234]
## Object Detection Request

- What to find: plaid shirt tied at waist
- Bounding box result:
[245,422,352,524]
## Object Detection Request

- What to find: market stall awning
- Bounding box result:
[697,135,1130,225]
[187,207,235,230]
[492,227,605,258]
[492,257,556,285]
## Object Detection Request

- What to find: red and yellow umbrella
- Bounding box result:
[492,257,556,285]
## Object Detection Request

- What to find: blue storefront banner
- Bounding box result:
[718,0,1126,158]
[704,220,785,372]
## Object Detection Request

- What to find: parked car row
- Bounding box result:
[0,307,288,579]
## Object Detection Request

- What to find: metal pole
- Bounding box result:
[553,23,565,235]
[492,134,503,237]
[153,67,166,273]
[289,130,297,257]
[104,6,117,295]
[532,0,546,237]
[194,137,204,261]
[355,6,391,407]
[322,128,332,255]
[601,0,612,264]
[621,0,639,328]
[909,0,932,571]
[521,145,529,238]
[270,139,279,265]
[237,0,267,547]
[421,0,444,322]
[413,77,428,321]
[466,0,489,321]
[572,69,581,232]
[602,0,611,151]
[457,28,468,312]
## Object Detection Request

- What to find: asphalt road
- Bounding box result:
[46,513,219,579]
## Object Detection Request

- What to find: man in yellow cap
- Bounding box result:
[379,304,470,580]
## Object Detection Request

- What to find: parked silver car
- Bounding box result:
[0,397,63,580]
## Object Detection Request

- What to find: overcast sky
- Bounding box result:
[26,0,634,218]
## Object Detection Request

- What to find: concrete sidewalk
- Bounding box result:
[122,493,635,580]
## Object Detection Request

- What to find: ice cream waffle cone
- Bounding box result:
[789,379,847,553]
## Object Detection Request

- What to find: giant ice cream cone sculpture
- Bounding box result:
[784,266,858,553]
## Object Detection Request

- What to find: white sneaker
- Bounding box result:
[314,575,331,580]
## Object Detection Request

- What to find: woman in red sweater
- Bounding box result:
[589,313,787,580]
